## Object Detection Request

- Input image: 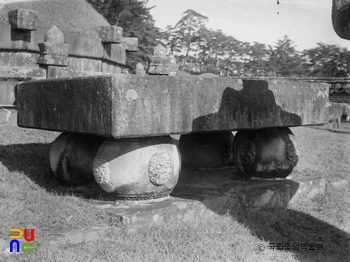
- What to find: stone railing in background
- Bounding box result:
[331,1,350,105]
[304,78,350,105]
[327,80,350,104]
[233,76,350,106]
[0,8,138,113]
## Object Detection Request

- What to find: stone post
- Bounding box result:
[8,9,37,31]
[96,25,127,69]
[168,55,179,76]
[136,63,146,76]
[147,44,179,75]
[37,26,69,78]
[97,26,123,43]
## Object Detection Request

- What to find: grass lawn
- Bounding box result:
[0,117,350,261]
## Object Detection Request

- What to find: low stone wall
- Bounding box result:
[329,82,350,105]
[0,22,137,67]
[329,93,350,104]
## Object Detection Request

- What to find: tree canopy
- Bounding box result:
[88,0,162,69]
[88,1,350,77]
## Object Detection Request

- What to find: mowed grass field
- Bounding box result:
[0,116,350,262]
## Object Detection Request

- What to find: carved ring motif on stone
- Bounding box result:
[93,161,110,185]
[148,152,173,186]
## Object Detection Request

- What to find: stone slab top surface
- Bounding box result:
[17,75,329,138]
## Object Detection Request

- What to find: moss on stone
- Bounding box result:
[0,0,110,38]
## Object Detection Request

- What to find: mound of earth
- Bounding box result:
[0,0,110,38]
[176,71,191,77]
[198,73,219,78]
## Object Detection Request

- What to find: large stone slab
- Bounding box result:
[17,75,329,138]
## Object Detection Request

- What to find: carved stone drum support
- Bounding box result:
[93,136,181,199]
[50,134,181,199]
[178,131,234,169]
[50,133,103,185]
[233,127,299,178]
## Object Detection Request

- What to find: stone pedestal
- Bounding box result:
[233,127,299,178]
[179,131,234,169]
[37,26,68,68]
[50,134,181,199]
[93,136,181,199]
[147,44,178,75]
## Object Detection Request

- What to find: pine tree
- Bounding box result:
[162,9,208,72]
[304,42,350,77]
[268,35,302,77]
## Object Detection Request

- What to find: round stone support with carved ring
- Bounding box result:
[49,133,103,185]
[233,127,299,178]
[178,131,234,169]
[93,136,181,200]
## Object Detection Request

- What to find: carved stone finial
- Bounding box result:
[45,26,64,43]
[168,55,179,76]
[136,63,146,75]
[136,63,144,70]
[37,26,68,68]
[153,44,166,56]
[147,44,176,75]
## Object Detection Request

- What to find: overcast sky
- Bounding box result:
[147,0,350,51]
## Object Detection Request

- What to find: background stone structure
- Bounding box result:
[331,0,350,106]
[329,85,350,104]
[318,80,350,105]
[0,0,138,119]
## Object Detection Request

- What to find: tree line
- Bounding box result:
[88,0,350,77]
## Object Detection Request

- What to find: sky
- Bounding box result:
[147,0,350,51]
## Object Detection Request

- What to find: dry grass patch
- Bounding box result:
[291,126,350,182]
